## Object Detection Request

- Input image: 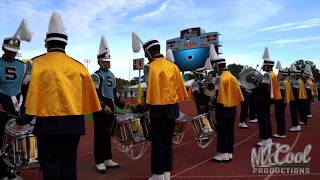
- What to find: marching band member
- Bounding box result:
[24,12,101,180]
[204,82,216,111]
[132,32,188,180]
[193,71,206,114]
[297,70,308,125]
[194,81,215,114]
[275,67,294,138]
[311,78,319,102]
[255,47,281,146]
[247,85,258,123]
[209,45,244,162]
[246,67,258,123]
[311,79,319,102]
[0,19,32,180]
[191,59,216,114]
[239,85,250,128]
[304,64,315,118]
[288,64,301,132]
[247,88,258,123]
[91,36,122,173]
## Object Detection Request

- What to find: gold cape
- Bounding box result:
[270,71,282,100]
[186,86,195,101]
[25,52,101,116]
[315,87,319,97]
[136,84,142,104]
[283,79,294,102]
[146,57,188,105]
[307,79,318,96]
[217,71,244,107]
[298,79,307,99]
[313,84,319,96]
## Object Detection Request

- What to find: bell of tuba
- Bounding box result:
[239,68,262,90]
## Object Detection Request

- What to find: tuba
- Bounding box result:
[239,68,262,90]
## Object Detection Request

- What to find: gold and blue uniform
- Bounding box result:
[24,50,101,180]
[216,70,243,154]
[0,58,31,96]
[147,55,188,174]
[0,57,31,178]
[91,69,123,165]
[289,77,300,127]
[305,79,316,116]
[255,70,281,139]
[297,79,308,124]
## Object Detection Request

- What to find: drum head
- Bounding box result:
[5,118,34,136]
[116,113,138,123]
[192,113,206,120]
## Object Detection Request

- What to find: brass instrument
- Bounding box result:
[239,68,262,89]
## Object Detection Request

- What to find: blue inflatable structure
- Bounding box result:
[166,27,221,71]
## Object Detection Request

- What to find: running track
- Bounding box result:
[21,102,320,180]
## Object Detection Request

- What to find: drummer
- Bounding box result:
[23,12,101,180]
[209,47,244,162]
[91,36,123,173]
[0,19,32,180]
[132,32,188,180]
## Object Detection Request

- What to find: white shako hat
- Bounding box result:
[3,19,32,52]
[165,48,175,62]
[97,35,111,61]
[262,47,274,66]
[209,44,225,67]
[132,32,160,58]
[289,64,300,74]
[303,64,313,78]
[45,12,68,44]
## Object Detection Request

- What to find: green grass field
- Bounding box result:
[84,113,93,121]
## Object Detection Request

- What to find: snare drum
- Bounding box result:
[113,113,146,145]
[174,117,188,135]
[172,115,188,145]
[140,111,151,140]
[2,118,38,170]
[191,113,215,140]
[207,110,217,130]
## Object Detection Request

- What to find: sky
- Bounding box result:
[1,0,320,80]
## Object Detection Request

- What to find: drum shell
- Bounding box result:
[140,112,151,140]
[2,118,38,170]
[191,114,215,138]
[206,110,217,130]
[113,113,146,145]
[174,118,187,135]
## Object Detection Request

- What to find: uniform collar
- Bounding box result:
[219,69,228,75]
[152,54,164,60]
[1,55,16,62]
[99,68,110,73]
[48,48,66,53]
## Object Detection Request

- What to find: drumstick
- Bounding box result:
[3,110,20,119]
[1,109,27,122]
